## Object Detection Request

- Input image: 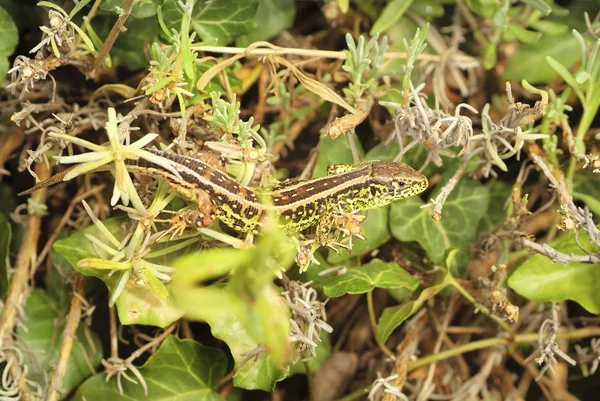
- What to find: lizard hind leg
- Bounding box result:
[155,189,216,241]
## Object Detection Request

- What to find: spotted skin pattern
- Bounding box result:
[21,149,429,235]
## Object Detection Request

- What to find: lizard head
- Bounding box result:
[368,161,428,205]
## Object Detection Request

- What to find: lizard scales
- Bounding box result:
[21,149,429,234]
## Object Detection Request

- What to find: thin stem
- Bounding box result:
[193,46,441,62]
[46,274,86,401]
[91,0,135,76]
[449,276,514,335]
[366,290,395,359]
[409,326,600,371]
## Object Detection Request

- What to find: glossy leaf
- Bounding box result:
[236,0,295,47]
[313,259,418,297]
[390,178,489,276]
[377,270,451,344]
[521,0,552,16]
[73,336,227,401]
[172,233,296,391]
[162,0,259,45]
[573,172,600,216]
[0,5,18,79]
[100,0,163,18]
[508,231,600,314]
[17,289,103,395]
[174,285,288,391]
[370,0,414,35]
[313,133,364,178]
[504,33,579,84]
[478,181,511,232]
[0,6,18,56]
[53,217,185,327]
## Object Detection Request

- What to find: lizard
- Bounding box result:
[19,148,428,245]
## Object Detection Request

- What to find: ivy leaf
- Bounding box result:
[162,0,259,45]
[390,178,489,276]
[173,285,288,391]
[377,269,451,344]
[236,0,296,47]
[478,181,511,232]
[0,212,10,298]
[53,217,185,327]
[573,172,600,216]
[99,0,162,18]
[17,289,103,395]
[370,0,414,35]
[171,234,296,391]
[508,230,600,314]
[327,206,391,264]
[312,133,364,178]
[313,259,418,297]
[0,5,18,79]
[73,336,227,401]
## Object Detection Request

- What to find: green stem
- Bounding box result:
[333,326,600,401]
[566,105,596,189]
[448,276,514,335]
[366,290,395,359]
[408,326,600,371]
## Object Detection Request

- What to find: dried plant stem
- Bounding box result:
[430,158,468,222]
[35,185,106,269]
[0,162,49,349]
[366,290,395,359]
[415,296,456,401]
[0,128,23,170]
[46,274,86,401]
[109,305,118,358]
[449,276,514,334]
[91,0,135,76]
[193,45,442,63]
[516,238,600,263]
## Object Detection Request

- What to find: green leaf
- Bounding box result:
[504,33,580,84]
[172,233,296,391]
[0,212,10,298]
[464,0,498,18]
[327,206,391,264]
[162,0,259,45]
[478,181,511,232]
[509,230,600,314]
[17,289,103,395]
[174,285,288,391]
[313,259,418,297]
[529,20,568,36]
[100,0,163,19]
[236,0,295,47]
[377,269,451,344]
[546,55,585,103]
[390,178,489,276]
[110,16,159,70]
[312,133,364,178]
[573,172,600,216]
[74,336,227,401]
[53,217,184,327]
[506,23,542,44]
[521,0,552,15]
[0,6,18,61]
[370,0,414,35]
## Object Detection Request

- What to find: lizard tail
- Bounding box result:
[18,164,113,196]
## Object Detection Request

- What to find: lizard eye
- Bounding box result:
[398,181,405,187]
